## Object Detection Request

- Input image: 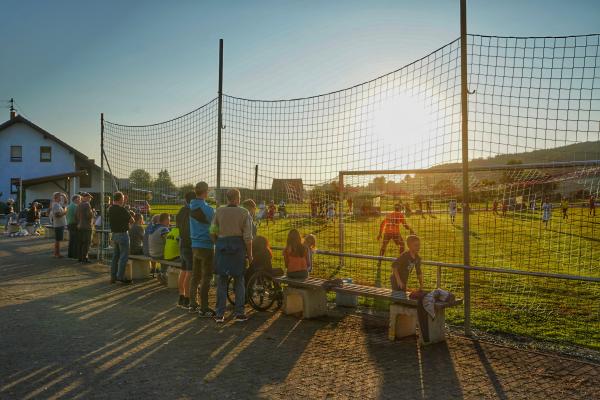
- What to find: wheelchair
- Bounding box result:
[227,267,284,311]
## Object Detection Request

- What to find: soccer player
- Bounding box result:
[448,200,457,223]
[561,197,569,220]
[542,197,552,228]
[377,203,415,267]
[590,195,596,217]
[492,199,499,215]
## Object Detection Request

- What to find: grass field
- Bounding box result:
[149,201,599,349]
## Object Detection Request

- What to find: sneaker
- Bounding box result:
[110,278,116,284]
[199,309,216,318]
[118,279,133,285]
[188,304,198,313]
[177,295,184,308]
[234,314,248,322]
[214,315,225,323]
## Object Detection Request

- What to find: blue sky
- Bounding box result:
[1,0,599,162]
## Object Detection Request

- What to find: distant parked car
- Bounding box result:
[31,199,51,217]
[133,200,151,215]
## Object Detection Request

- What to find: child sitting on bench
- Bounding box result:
[283,229,309,279]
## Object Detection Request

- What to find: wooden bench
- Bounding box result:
[128,254,182,287]
[274,276,462,344]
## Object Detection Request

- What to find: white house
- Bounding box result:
[0,110,106,209]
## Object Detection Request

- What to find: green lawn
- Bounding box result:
[146,201,599,349]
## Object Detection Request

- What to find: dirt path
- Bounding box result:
[0,236,598,399]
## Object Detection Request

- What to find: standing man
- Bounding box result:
[108,192,134,284]
[189,182,216,316]
[211,188,253,323]
[77,192,95,263]
[66,194,81,259]
[50,192,67,258]
[176,191,195,309]
[590,195,596,217]
[561,197,569,220]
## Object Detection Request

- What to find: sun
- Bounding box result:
[372,93,432,149]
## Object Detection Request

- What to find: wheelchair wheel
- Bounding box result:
[247,271,282,311]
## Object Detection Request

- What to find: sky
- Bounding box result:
[0,0,599,162]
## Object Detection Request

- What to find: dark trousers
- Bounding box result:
[190,248,214,311]
[67,223,79,259]
[78,229,92,261]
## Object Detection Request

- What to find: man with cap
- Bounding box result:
[189,182,216,316]
[76,192,95,263]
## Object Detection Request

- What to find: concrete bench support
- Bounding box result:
[389,303,447,344]
[282,286,327,319]
[420,307,446,345]
[389,304,417,340]
[125,258,151,280]
[166,267,179,289]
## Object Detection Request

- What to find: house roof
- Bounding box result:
[21,171,88,187]
[0,115,93,164]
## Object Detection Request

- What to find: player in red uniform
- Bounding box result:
[377,203,415,267]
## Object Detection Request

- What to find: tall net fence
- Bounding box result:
[103,34,600,349]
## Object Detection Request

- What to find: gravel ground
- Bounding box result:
[0,236,598,400]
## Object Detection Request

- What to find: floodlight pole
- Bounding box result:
[254,165,259,190]
[460,0,472,336]
[100,112,105,262]
[216,39,224,191]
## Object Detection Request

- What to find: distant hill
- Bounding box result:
[432,141,600,170]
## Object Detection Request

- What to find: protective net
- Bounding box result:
[103,34,600,348]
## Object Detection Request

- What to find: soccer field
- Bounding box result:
[147,201,599,349]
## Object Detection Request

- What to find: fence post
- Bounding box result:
[460,0,472,336]
[100,112,105,262]
[216,39,224,192]
[338,172,345,268]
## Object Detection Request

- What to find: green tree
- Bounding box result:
[129,169,153,188]
[155,169,176,193]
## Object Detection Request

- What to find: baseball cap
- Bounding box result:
[195,182,209,192]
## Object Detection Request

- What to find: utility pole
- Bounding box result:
[460,0,472,336]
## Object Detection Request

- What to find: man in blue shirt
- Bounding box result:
[189,181,216,316]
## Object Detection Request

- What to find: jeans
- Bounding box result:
[111,232,130,280]
[216,274,245,317]
[191,248,214,311]
[67,223,79,259]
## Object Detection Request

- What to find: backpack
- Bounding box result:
[163,227,180,260]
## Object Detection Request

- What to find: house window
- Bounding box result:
[10,178,20,194]
[40,146,52,162]
[10,146,22,162]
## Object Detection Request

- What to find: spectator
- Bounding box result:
[304,233,316,273]
[129,213,145,255]
[175,191,195,309]
[246,235,273,282]
[391,235,423,292]
[149,213,171,284]
[242,199,258,238]
[66,195,81,259]
[190,182,216,316]
[283,229,309,279]
[50,192,68,258]
[4,206,19,235]
[144,214,161,276]
[211,188,253,323]
[77,192,95,263]
[108,192,134,284]
[26,202,41,235]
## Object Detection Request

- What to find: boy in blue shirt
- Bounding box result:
[189,182,216,316]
